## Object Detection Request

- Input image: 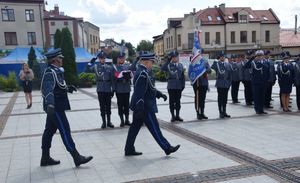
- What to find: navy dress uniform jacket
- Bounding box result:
[161,62,185,90]
[88,63,115,92]
[211,61,232,88]
[41,65,71,111]
[114,63,132,93]
[294,61,300,86]
[130,64,164,114]
[277,62,294,94]
[244,60,270,84]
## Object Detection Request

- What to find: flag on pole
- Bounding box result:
[188,30,206,85]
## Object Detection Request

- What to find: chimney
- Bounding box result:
[295,15,298,35]
[219,3,225,14]
[54,4,59,15]
[193,8,196,14]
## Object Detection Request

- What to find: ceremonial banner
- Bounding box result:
[188,30,206,84]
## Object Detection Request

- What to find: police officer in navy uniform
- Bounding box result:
[88,51,115,128]
[229,54,242,103]
[244,50,270,114]
[211,52,232,118]
[125,52,180,156]
[161,50,185,122]
[114,52,132,127]
[241,51,253,105]
[264,50,276,108]
[193,59,211,120]
[294,54,300,110]
[277,51,294,112]
[41,48,93,167]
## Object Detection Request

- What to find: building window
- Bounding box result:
[90,35,92,43]
[205,32,210,45]
[216,32,221,45]
[27,32,36,45]
[50,34,54,46]
[252,31,256,43]
[4,32,17,45]
[1,9,15,21]
[239,15,247,23]
[177,34,181,47]
[50,22,55,26]
[217,16,221,21]
[64,21,68,26]
[171,36,173,48]
[240,31,247,43]
[188,33,193,49]
[25,9,34,22]
[207,16,212,21]
[265,30,270,42]
[231,31,235,43]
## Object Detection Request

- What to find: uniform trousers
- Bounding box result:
[217,87,229,112]
[252,84,267,113]
[167,89,182,111]
[231,81,240,102]
[242,80,253,104]
[125,111,171,152]
[97,92,112,116]
[42,111,76,152]
[264,82,273,107]
[296,85,300,110]
[116,93,130,116]
[192,85,208,114]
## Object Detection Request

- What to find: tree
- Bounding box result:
[27,47,41,89]
[136,40,153,52]
[54,29,62,49]
[124,42,136,63]
[61,27,77,85]
[27,46,36,69]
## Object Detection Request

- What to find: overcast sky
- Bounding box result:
[46,0,300,47]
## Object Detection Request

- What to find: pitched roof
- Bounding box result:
[196,6,279,25]
[280,29,300,47]
[44,10,78,20]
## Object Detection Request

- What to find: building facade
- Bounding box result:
[160,4,281,58]
[0,0,45,50]
[84,21,100,54]
[153,34,164,57]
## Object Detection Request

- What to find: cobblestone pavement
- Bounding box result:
[0,81,300,183]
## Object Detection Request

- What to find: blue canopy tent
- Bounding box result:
[0,47,45,76]
[0,47,94,76]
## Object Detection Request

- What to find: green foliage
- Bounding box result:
[54,29,62,49]
[136,40,153,52]
[0,72,20,92]
[125,42,136,57]
[61,27,78,85]
[152,65,167,81]
[27,46,36,69]
[78,72,95,88]
[108,50,119,64]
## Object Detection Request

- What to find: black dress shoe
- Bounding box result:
[265,105,273,109]
[175,116,183,122]
[71,150,93,167]
[107,122,114,128]
[40,157,60,166]
[197,114,202,120]
[125,121,131,126]
[219,113,225,118]
[201,114,208,119]
[224,113,231,118]
[125,151,143,156]
[262,111,268,114]
[165,145,180,155]
[170,117,176,122]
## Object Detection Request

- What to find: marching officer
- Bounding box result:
[294,54,300,111]
[114,52,132,127]
[244,50,270,114]
[88,51,115,128]
[211,52,232,118]
[264,50,276,108]
[161,50,185,122]
[41,48,93,167]
[193,59,211,120]
[241,51,253,105]
[229,54,242,103]
[278,51,294,112]
[125,52,180,156]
